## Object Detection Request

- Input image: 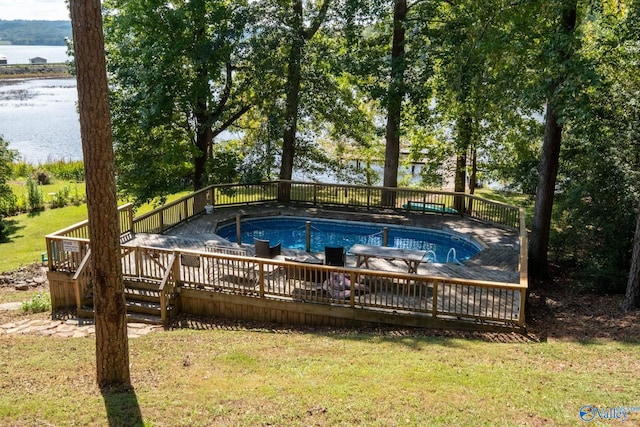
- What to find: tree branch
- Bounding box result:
[213,62,234,118]
[304,0,332,40]
[211,105,252,139]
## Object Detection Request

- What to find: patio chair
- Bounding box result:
[324,245,345,267]
[254,238,282,259]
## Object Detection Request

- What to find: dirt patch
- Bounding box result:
[525,288,640,342]
[0,264,50,324]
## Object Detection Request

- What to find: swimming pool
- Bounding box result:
[216,216,482,263]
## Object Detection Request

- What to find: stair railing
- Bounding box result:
[159,252,179,323]
[72,249,93,309]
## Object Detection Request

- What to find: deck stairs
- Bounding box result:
[77,278,173,325]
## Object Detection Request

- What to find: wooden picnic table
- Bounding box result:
[349,244,427,274]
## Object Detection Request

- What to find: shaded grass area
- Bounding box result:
[0,287,43,305]
[0,325,639,426]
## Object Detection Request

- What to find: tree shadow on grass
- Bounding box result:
[0,219,24,243]
[100,384,144,427]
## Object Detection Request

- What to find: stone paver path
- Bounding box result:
[0,302,162,338]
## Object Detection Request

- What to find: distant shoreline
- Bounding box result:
[0,63,72,80]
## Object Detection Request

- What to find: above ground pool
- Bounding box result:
[215,216,482,263]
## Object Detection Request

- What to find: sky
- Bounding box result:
[0,0,69,21]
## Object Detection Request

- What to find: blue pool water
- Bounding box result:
[216,216,481,263]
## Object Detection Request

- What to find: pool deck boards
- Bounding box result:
[127,204,521,284]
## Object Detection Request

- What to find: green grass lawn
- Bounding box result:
[0,326,638,426]
[1,187,638,425]
[1,204,89,272]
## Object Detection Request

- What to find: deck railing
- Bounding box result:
[72,250,93,309]
[158,253,179,323]
[111,246,525,327]
[45,181,527,329]
[125,180,521,237]
[45,203,134,272]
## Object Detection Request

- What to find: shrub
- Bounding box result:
[49,187,70,209]
[21,291,51,314]
[0,191,19,216]
[33,169,51,185]
[26,177,44,211]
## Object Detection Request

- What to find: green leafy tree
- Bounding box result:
[540,1,640,298]
[342,0,437,201]
[0,20,71,46]
[248,0,333,202]
[424,0,542,202]
[529,0,580,282]
[516,1,640,292]
[620,1,640,309]
[247,0,377,197]
[104,0,254,205]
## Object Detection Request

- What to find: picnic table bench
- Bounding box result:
[349,244,427,274]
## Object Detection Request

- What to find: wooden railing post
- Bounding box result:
[258,261,265,297]
[432,281,439,318]
[349,272,355,308]
[236,215,242,245]
[159,210,165,233]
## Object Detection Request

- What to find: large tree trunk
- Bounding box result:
[453,111,472,213]
[278,1,303,203]
[193,122,212,190]
[70,0,131,387]
[528,101,562,281]
[528,1,577,284]
[278,0,331,203]
[382,0,407,207]
[622,201,640,311]
[469,145,477,195]
[194,104,212,190]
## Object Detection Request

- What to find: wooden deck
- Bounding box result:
[128,204,521,284]
[46,182,526,330]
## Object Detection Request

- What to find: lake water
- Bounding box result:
[0,77,81,163]
[0,45,80,163]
